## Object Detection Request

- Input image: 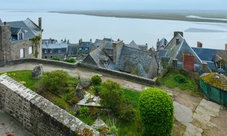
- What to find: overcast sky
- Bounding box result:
[1,0,227,11]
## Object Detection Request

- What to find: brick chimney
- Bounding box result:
[197,41,202,48]
[183,54,194,71]
[112,40,124,64]
[225,44,227,50]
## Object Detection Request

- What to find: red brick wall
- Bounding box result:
[183,54,194,71]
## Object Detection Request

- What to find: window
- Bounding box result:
[79,48,82,51]
[50,56,53,58]
[85,47,89,51]
[28,46,33,54]
[20,48,25,58]
[44,50,47,53]
[50,49,53,53]
[58,49,61,53]
[18,33,23,40]
[45,56,47,59]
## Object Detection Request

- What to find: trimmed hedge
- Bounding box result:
[139,88,174,136]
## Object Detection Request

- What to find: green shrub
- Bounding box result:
[91,75,102,85]
[65,58,76,63]
[174,74,187,84]
[71,96,80,104]
[118,103,136,122]
[139,88,173,136]
[41,70,69,92]
[93,85,101,95]
[100,80,124,111]
[51,57,60,61]
[79,107,89,118]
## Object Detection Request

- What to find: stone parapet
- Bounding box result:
[0,75,99,136]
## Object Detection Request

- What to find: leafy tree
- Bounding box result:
[41,70,69,92]
[99,80,124,111]
[139,88,173,136]
[91,75,102,85]
[30,35,41,58]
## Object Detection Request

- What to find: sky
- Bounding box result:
[1,0,227,11]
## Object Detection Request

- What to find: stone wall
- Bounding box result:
[0,24,11,67]
[0,75,99,136]
[7,58,79,68]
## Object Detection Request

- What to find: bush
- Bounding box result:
[79,107,89,118]
[51,57,60,61]
[91,75,102,85]
[71,96,80,104]
[174,74,187,84]
[93,85,101,95]
[65,58,76,63]
[139,88,173,136]
[100,80,124,111]
[41,70,69,92]
[118,103,136,122]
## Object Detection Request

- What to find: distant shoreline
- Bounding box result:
[51,10,227,24]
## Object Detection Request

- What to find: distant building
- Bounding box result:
[0,18,43,66]
[42,38,68,60]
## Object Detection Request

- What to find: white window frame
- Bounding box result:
[28,46,32,54]
[20,48,25,58]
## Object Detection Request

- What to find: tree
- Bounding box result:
[91,75,102,86]
[41,70,69,92]
[139,88,174,136]
[99,80,124,111]
[30,35,41,58]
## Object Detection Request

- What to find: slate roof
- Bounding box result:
[42,40,68,49]
[11,27,23,35]
[157,38,168,49]
[192,47,227,62]
[165,33,202,64]
[125,40,140,49]
[93,38,114,48]
[76,41,95,54]
[67,43,79,56]
[0,18,41,42]
[118,46,152,74]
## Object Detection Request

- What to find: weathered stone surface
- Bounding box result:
[32,64,43,79]
[183,123,203,136]
[0,75,99,136]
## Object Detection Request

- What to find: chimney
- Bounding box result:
[38,17,42,30]
[79,38,82,45]
[176,38,179,45]
[90,39,92,42]
[197,41,202,48]
[225,44,227,50]
[112,40,124,64]
[4,22,6,25]
[174,31,183,37]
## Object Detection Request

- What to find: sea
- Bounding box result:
[1,10,227,49]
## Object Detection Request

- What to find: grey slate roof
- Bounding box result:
[165,33,202,64]
[118,46,152,74]
[76,41,95,54]
[93,38,114,48]
[11,27,23,35]
[125,40,140,49]
[0,18,41,42]
[157,38,168,49]
[42,41,68,49]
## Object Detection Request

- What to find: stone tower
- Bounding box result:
[0,22,11,66]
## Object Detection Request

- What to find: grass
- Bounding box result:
[1,70,41,90]
[123,88,140,109]
[162,72,199,94]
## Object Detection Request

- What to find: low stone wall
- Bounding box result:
[0,75,99,136]
[79,63,155,86]
[7,58,79,68]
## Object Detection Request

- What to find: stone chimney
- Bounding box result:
[197,41,202,48]
[90,39,92,42]
[112,40,124,64]
[225,44,227,50]
[174,31,183,37]
[176,38,179,45]
[79,38,82,45]
[0,24,11,66]
[38,17,42,30]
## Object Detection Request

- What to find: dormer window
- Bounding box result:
[18,33,24,40]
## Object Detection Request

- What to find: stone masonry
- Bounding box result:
[0,74,99,136]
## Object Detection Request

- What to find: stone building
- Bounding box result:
[42,38,68,60]
[0,18,43,66]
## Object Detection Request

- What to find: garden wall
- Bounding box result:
[0,74,99,136]
[7,59,156,86]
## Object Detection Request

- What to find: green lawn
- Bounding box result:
[162,72,200,95]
